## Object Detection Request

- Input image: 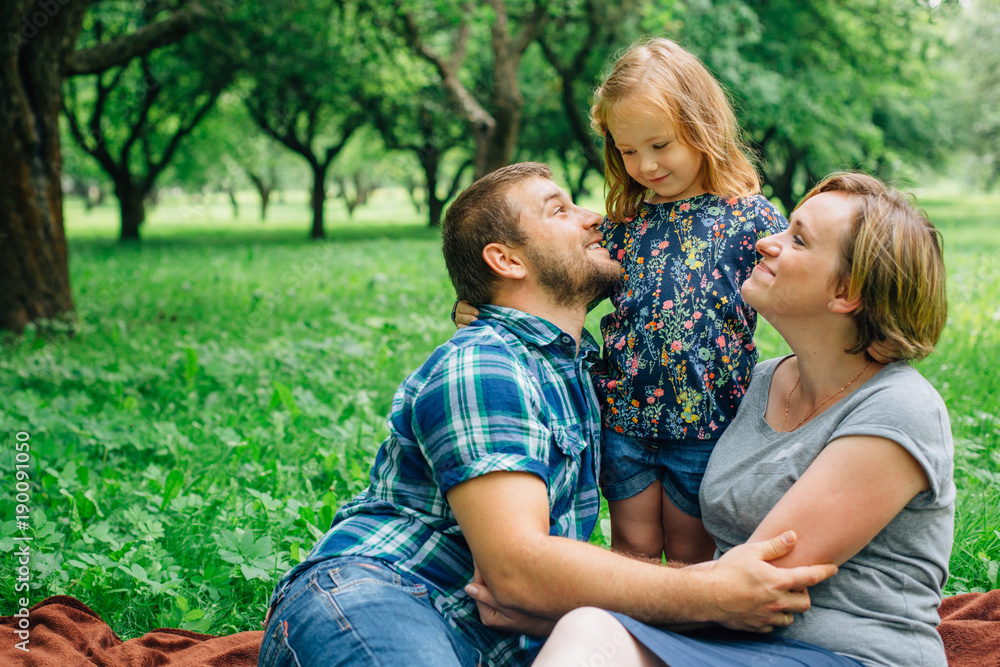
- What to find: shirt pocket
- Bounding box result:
[547,424,587,519]
[749,459,799,496]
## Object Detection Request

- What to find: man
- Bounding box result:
[258,163,835,667]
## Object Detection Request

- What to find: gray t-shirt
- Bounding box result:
[701,357,955,667]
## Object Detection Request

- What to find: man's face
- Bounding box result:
[512,177,622,306]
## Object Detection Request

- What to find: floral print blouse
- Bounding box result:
[592,193,787,441]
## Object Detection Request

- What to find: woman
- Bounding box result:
[469,173,954,667]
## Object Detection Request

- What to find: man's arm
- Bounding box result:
[446,471,837,632]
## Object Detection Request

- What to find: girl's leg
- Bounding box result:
[660,487,716,564]
[608,482,665,561]
[532,607,666,667]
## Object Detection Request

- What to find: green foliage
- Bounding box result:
[63,1,237,192]
[0,203,453,636]
[658,0,957,210]
[951,0,1000,189]
[1,191,997,639]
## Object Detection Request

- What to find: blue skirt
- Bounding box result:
[609,612,865,667]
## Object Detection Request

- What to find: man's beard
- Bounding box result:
[524,245,621,307]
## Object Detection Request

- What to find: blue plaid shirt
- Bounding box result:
[269,305,603,666]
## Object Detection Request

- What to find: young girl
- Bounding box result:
[456,37,785,564]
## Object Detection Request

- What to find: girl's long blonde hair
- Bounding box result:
[591,37,760,223]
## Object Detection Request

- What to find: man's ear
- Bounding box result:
[483,242,528,280]
[828,279,861,314]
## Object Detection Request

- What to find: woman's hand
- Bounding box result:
[453,301,480,328]
[465,568,557,637]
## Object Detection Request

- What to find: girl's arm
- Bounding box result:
[453,300,479,328]
[746,434,930,568]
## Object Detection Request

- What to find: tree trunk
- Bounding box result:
[260,188,270,221]
[247,172,272,221]
[769,147,799,215]
[420,151,442,227]
[310,162,328,239]
[0,2,86,334]
[116,180,147,242]
[226,184,239,219]
[482,50,522,177]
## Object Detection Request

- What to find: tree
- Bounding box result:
[366,0,550,179]
[60,116,112,211]
[955,0,1000,189]
[0,0,204,333]
[240,0,365,239]
[168,94,290,221]
[370,85,474,226]
[530,0,643,195]
[656,0,950,211]
[62,2,236,241]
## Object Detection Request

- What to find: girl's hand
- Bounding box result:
[464,568,556,637]
[453,301,480,329]
[866,341,893,364]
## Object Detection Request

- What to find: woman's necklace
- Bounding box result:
[783,360,872,431]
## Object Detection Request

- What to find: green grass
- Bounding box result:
[1,188,998,638]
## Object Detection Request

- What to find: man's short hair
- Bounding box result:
[442,162,553,304]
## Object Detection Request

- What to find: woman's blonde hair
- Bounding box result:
[590,37,760,223]
[797,172,947,361]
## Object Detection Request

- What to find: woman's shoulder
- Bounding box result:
[752,355,789,380]
[741,355,791,406]
[836,361,953,460]
[864,361,947,410]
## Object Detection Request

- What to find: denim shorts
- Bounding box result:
[599,429,717,517]
[258,556,484,667]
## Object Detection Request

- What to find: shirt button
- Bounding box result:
[560,334,573,345]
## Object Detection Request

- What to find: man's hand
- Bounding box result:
[698,531,838,633]
[465,567,557,637]
[454,301,480,328]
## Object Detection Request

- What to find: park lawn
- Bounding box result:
[0,190,998,637]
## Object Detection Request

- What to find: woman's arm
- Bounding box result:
[747,434,930,568]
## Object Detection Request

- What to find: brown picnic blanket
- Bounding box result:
[3,591,1000,666]
[939,589,1000,666]
[0,596,263,666]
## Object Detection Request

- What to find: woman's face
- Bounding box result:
[741,191,856,319]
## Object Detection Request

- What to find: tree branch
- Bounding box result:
[512,0,550,56]
[451,4,473,72]
[391,1,494,132]
[64,3,208,76]
[445,158,474,201]
[246,99,316,166]
[62,83,118,178]
[121,60,163,168]
[147,86,221,186]
[322,116,364,169]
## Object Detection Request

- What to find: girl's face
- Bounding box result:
[607,109,706,204]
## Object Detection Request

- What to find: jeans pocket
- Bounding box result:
[326,560,429,598]
[258,612,297,667]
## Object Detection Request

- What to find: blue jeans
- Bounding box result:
[599,429,717,517]
[258,557,484,667]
